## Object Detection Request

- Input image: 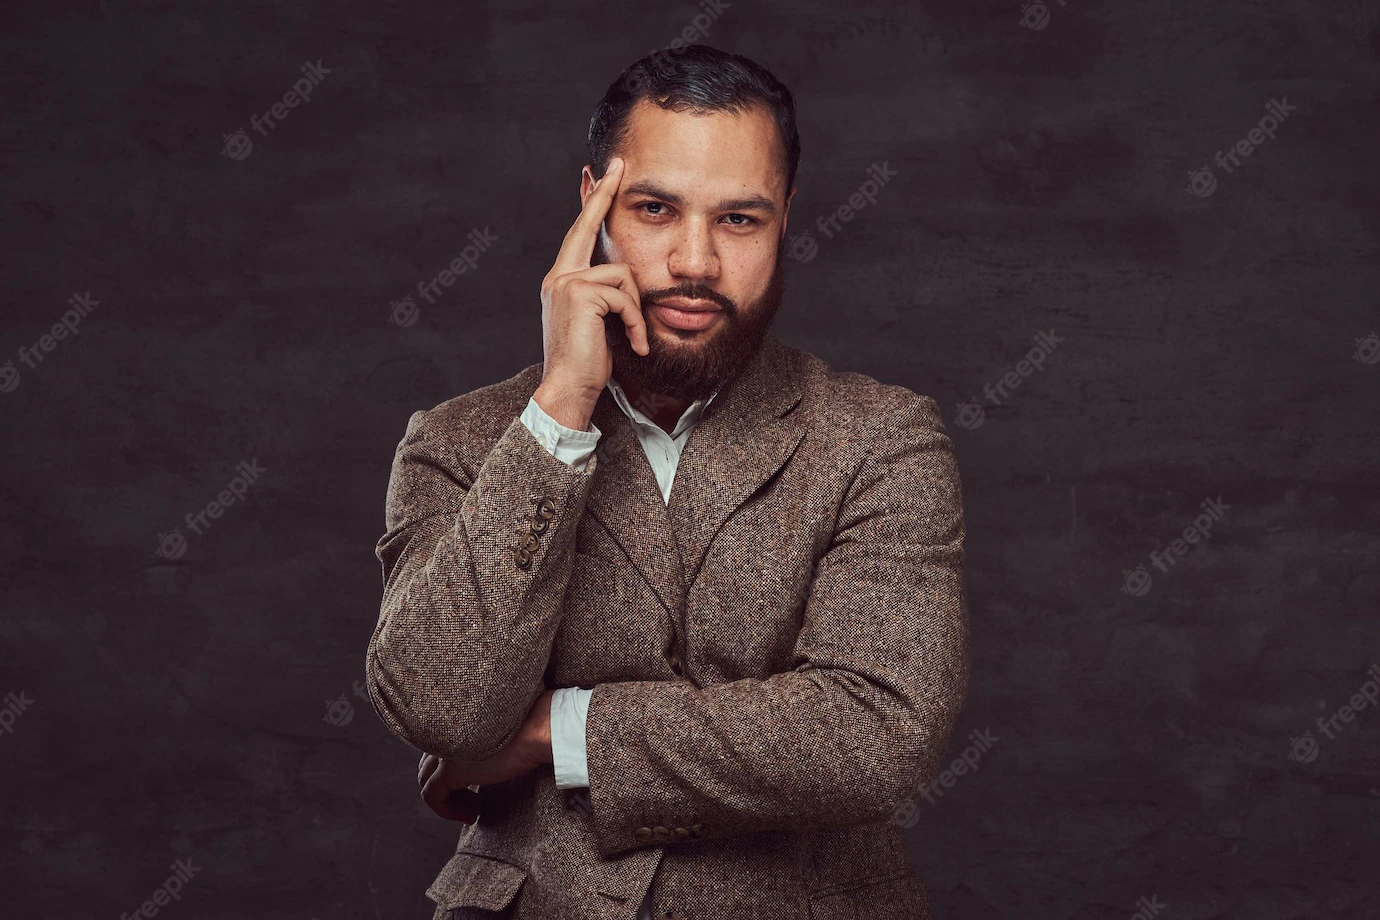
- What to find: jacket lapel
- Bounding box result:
[583,335,806,616]
[667,335,806,588]
[584,392,688,618]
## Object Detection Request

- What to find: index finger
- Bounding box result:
[553,156,624,276]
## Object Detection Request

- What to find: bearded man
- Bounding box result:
[366,43,969,920]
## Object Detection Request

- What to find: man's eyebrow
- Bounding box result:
[621,181,778,217]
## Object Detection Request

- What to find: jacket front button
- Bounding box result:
[667,652,682,673]
[634,826,653,843]
[652,825,671,842]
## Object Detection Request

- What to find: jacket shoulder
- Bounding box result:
[786,343,943,436]
[394,360,544,462]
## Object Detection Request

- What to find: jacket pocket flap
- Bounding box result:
[426,850,529,911]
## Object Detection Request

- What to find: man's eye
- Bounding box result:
[638,202,668,216]
[724,214,757,226]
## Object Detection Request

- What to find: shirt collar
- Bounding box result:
[606,377,720,439]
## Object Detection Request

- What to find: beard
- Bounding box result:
[592,235,787,402]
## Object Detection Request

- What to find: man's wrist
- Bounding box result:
[529,689,556,764]
[533,381,599,431]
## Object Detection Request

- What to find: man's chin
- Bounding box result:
[607,321,731,402]
[647,318,724,346]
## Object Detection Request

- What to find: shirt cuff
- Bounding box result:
[520,396,601,472]
[551,686,593,789]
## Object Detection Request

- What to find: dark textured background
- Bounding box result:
[3,1,1378,918]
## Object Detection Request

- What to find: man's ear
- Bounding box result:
[580,165,597,208]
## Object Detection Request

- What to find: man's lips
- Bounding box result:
[651,300,724,331]
[654,298,722,312]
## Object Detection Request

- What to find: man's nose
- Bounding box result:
[668,219,720,281]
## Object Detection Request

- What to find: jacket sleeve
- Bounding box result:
[582,392,969,857]
[365,403,601,762]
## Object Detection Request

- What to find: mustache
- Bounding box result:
[641,284,736,314]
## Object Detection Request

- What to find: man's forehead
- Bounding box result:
[616,99,787,199]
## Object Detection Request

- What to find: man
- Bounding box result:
[366,44,969,920]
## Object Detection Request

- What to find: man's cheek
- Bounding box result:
[607,238,660,284]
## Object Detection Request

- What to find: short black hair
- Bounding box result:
[587,44,801,196]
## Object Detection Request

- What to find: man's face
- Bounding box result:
[584,98,795,402]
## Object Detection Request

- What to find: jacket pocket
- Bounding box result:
[425,850,529,914]
[807,868,929,920]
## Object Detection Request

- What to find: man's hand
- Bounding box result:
[418,689,556,824]
[536,155,649,431]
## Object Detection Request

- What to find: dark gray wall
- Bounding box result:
[3,1,1377,918]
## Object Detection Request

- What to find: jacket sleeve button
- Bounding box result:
[652,825,671,842]
[634,826,653,843]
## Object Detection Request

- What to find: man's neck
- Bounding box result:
[615,377,692,436]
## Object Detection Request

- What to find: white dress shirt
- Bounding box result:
[520,377,717,920]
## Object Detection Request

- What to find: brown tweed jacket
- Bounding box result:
[366,334,969,920]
